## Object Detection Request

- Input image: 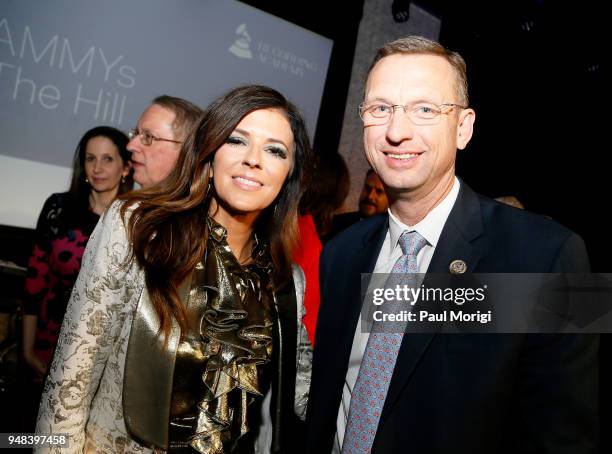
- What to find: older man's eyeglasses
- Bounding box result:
[128,128,182,146]
[359,102,466,126]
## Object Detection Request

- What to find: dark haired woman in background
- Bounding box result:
[22,126,132,400]
[36,85,312,453]
[295,152,349,344]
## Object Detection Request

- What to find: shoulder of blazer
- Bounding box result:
[323,214,387,260]
[477,193,577,246]
[449,180,575,247]
[465,188,588,272]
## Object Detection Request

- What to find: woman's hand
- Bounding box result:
[24,350,47,379]
[22,314,47,379]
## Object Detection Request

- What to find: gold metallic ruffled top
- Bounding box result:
[168,218,274,453]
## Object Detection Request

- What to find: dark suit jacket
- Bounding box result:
[306,182,598,454]
[326,211,362,243]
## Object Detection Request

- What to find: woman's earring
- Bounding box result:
[85,177,89,183]
[121,176,126,184]
[206,178,212,199]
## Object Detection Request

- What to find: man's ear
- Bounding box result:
[456,108,476,150]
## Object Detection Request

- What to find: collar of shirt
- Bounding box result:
[387,177,461,256]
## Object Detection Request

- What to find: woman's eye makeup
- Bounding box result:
[225,135,287,159]
[267,146,287,159]
[226,135,246,146]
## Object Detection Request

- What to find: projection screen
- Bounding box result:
[0,0,333,227]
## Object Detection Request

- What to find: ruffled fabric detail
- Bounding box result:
[170,218,274,453]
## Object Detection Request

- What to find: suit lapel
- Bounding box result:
[312,215,388,449]
[427,182,483,274]
[321,216,387,405]
[379,182,485,424]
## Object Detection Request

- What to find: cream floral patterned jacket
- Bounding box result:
[35,202,311,453]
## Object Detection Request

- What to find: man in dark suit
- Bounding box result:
[306,36,598,453]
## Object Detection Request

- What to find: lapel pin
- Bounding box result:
[449,259,467,274]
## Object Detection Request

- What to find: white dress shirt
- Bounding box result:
[333,177,460,453]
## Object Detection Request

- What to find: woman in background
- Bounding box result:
[22,126,132,383]
[295,152,349,343]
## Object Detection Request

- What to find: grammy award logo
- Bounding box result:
[228,24,252,59]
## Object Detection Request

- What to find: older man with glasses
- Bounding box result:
[128,95,202,188]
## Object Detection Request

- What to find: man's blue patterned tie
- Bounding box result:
[342,230,427,453]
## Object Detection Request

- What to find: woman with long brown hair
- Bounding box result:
[35,85,312,453]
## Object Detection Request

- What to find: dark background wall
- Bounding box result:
[438,0,607,273]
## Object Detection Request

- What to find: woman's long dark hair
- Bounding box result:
[67,126,133,226]
[299,152,350,236]
[120,85,311,337]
